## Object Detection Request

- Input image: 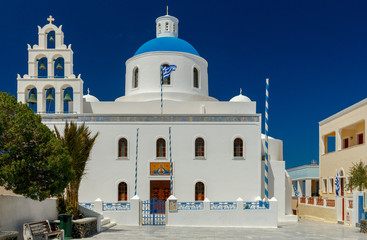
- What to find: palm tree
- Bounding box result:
[347,160,367,191]
[55,121,98,218]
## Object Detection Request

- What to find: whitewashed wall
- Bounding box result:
[0,195,58,239]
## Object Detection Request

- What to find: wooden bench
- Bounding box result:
[23,220,64,240]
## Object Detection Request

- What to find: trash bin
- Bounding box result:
[59,214,73,239]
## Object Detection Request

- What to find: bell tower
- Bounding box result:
[17,15,84,114]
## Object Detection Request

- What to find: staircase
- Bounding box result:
[79,205,117,232]
[100,216,117,232]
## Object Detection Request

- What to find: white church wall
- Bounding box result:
[261,137,283,161]
[48,118,262,203]
[84,101,256,114]
[284,171,293,216]
[261,160,297,222]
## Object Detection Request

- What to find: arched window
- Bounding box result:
[234,138,243,157]
[118,182,127,201]
[195,138,205,157]
[133,68,138,88]
[173,23,176,32]
[118,138,128,157]
[162,64,171,85]
[156,138,166,158]
[165,22,169,31]
[195,182,205,201]
[193,67,199,88]
[158,23,161,33]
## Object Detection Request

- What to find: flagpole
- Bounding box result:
[169,127,173,195]
[134,128,139,196]
[264,78,269,200]
[160,65,163,115]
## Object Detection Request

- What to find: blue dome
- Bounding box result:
[134,37,200,56]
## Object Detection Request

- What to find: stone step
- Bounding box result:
[100,222,116,232]
[101,218,110,226]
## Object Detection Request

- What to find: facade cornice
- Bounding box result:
[319,98,367,126]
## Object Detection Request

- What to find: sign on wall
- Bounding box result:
[150,162,171,176]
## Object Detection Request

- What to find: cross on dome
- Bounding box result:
[166,6,169,15]
[240,88,242,95]
[47,15,55,24]
[87,88,90,95]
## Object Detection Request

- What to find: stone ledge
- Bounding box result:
[51,217,97,238]
[360,219,367,233]
[0,231,18,240]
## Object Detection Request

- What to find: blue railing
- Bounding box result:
[79,202,94,210]
[210,202,237,210]
[103,202,131,211]
[243,201,269,210]
[178,202,204,210]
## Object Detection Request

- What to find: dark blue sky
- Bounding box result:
[1,1,367,169]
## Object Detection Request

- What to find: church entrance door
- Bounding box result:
[141,181,170,225]
[150,180,170,202]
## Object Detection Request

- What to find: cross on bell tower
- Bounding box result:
[47,15,55,24]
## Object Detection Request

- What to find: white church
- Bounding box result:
[17,12,296,227]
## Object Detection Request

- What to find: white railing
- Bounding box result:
[178,202,204,210]
[79,202,94,210]
[243,201,269,210]
[103,202,131,211]
[210,202,237,210]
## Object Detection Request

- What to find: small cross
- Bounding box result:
[166,6,169,15]
[87,88,90,95]
[240,88,242,95]
[47,15,55,24]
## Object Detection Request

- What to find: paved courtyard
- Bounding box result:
[85,220,366,239]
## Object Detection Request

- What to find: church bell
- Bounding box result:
[46,90,55,102]
[56,60,63,70]
[49,33,54,42]
[28,89,37,105]
[64,90,72,102]
[39,60,46,70]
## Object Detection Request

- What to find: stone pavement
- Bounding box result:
[84,219,367,239]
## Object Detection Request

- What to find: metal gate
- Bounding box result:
[141,198,166,225]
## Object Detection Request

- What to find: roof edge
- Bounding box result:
[319,98,367,126]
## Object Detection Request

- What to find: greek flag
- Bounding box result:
[293,185,299,197]
[335,172,340,196]
[162,65,177,79]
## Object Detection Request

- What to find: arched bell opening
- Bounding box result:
[47,30,55,49]
[37,57,48,78]
[44,87,55,113]
[62,87,73,113]
[26,87,37,113]
[54,57,64,78]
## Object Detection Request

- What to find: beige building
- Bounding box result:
[319,98,366,223]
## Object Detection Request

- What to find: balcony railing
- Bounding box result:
[298,197,336,208]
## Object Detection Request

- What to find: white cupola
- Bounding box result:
[156,7,179,38]
[230,89,251,102]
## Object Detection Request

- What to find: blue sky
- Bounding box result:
[1,1,367,169]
